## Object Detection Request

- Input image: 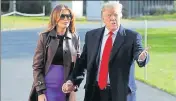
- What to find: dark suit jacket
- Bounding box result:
[69,25,147,101]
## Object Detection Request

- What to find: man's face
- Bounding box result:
[102,7,121,31]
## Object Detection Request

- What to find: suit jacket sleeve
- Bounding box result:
[32,34,46,92]
[68,32,88,87]
[133,32,147,67]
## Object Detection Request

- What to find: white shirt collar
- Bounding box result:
[104,27,119,36]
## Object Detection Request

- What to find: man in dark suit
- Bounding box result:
[62,2,149,101]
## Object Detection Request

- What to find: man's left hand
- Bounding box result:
[138,47,149,61]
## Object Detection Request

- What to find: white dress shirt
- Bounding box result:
[96,27,119,84]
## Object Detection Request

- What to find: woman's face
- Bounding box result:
[57,9,72,29]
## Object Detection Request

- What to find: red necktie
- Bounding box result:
[98,31,113,90]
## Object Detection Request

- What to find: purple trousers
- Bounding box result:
[45,64,66,101]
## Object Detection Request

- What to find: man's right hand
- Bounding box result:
[38,94,47,101]
[62,80,76,93]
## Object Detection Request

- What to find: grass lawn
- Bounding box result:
[131,13,176,20]
[135,27,176,95]
[1,16,88,30]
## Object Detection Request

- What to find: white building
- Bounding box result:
[51,1,119,21]
[85,1,103,21]
[51,1,83,18]
[86,1,119,21]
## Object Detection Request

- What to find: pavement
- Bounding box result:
[1,21,176,101]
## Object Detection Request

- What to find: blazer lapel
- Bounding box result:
[47,29,60,64]
[63,31,77,63]
[109,25,125,63]
[89,27,105,66]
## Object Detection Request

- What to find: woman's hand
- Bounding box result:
[62,80,76,93]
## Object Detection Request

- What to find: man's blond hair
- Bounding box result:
[101,2,123,18]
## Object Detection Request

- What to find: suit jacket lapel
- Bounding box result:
[110,25,125,62]
[89,27,105,66]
